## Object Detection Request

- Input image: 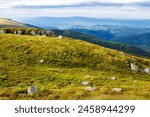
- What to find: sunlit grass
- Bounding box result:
[0,34,150,100]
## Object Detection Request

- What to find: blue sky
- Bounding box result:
[0,0,150,19]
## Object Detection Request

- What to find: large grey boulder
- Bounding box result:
[130,63,139,71]
[144,68,150,74]
[28,86,38,95]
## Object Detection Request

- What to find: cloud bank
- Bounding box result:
[0,0,150,19]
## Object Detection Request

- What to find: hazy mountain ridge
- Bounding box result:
[20,17,150,29]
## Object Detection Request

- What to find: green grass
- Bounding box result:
[0,34,150,100]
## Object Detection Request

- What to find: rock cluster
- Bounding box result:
[0,29,55,37]
[130,63,150,74]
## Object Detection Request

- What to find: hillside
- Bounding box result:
[53,30,150,58]
[112,33,150,52]
[71,25,150,53]
[0,18,37,28]
[0,34,150,100]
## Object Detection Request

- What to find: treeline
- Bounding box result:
[53,30,150,58]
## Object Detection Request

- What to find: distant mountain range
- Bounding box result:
[20,16,150,29]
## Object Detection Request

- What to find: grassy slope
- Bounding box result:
[53,30,150,58]
[0,18,38,28]
[0,34,150,100]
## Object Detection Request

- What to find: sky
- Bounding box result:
[0,0,150,19]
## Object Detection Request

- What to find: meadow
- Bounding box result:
[0,34,150,100]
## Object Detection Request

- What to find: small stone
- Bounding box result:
[120,52,124,55]
[130,63,138,71]
[134,80,137,82]
[85,86,97,91]
[40,59,44,63]
[24,51,28,54]
[111,77,116,80]
[112,88,122,93]
[144,68,150,74]
[81,81,89,85]
[58,35,63,39]
[86,75,90,78]
[28,86,38,95]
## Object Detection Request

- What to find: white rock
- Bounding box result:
[86,75,90,78]
[85,86,97,91]
[58,35,63,39]
[144,68,150,74]
[112,88,122,93]
[40,59,44,63]
[130,63,138,71]
[111,77,116,80]
[81,81,89,85]
[120,52,124,55]
[28,86,38,95]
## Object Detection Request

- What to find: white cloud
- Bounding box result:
[0,0,150,19]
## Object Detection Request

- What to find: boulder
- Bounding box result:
[31,30,37,36]
[13,30,17,34]
[45,30,54,36]
[85,86,97,91]
[0,30,7,34]
[81,81,89,85]
[58,35,63,39]
[112,88,122,93]
[17,30,23,35]
[130,63,139,71]
[28,86,38,95]
[144,68,150,74]
[39,30,45,35]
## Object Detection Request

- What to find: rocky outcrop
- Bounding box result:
[0,28,55,37]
